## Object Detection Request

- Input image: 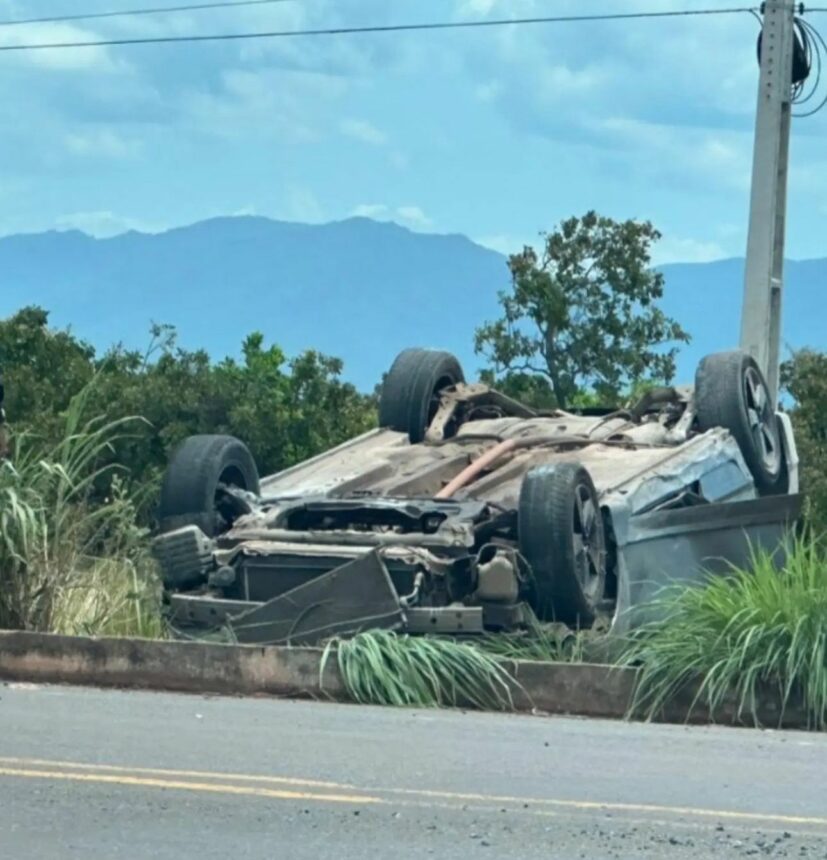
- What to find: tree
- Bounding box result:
[0,308,377,519]
[781,349,827,530]
[475,212,690,409]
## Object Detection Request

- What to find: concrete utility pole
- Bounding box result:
[740,0,798,404]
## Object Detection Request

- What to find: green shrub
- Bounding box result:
[0,384,162,637]
[323,629,516,710]
[622,536,827,729]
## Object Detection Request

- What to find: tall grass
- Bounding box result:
[323,629,516,710]
[622,536,827,729]
[0,384,162,637]
[473,611,604,663]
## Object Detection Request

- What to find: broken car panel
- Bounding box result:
[152,347,800,645]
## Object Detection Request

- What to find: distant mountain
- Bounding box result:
[0,216,823,389]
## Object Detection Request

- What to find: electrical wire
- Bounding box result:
[751,9,827,118]
[0,7,760,52]
[0,0,297,28]
[792,16,827,116]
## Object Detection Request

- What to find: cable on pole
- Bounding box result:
[0,0,298,29]
[0,7,759,53]
[791,16,827,115]
[752,6,827,117]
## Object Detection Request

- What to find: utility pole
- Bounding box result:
[740,0,797,405]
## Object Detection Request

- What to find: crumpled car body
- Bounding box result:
[152,349,800,645]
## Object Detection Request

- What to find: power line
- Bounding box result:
[0,0,296,28]
[0,7,758,52]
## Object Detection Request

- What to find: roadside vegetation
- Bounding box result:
[3,211,827,728]
[0,306,377,522]
[0,384,161,637]
[622,537,827,729]
[324,630,517,710]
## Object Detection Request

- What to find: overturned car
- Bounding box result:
[153,347,801,645]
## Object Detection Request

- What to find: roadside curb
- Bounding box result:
[0,630,635,718]
[0,630,811,728]
[0,631,347,701]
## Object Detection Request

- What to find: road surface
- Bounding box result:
[1,682,826,858]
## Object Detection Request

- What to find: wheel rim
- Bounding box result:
[572,483,605,601]
[743,367,781,476]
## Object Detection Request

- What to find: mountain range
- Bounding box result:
[0,215,823,390]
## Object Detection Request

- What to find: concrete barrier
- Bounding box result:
[0,630,811,729]
[0,631,346,700]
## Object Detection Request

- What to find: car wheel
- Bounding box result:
[518,463,607,625]
[378,348,465,443]
[695,350,783,493]
[159,435,260,536]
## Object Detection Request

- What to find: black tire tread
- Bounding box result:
[378,348,464,443]
[159,435,260,536]
[695,350,782,492]
[518,463,604,625]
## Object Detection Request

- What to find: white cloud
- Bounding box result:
[475,234,527,256]
[340,118,388,146]
[55,211,163,237]
[652,235,728,266]
[281,187,325,223]
[352,203,390,219]
[183,69,346,143]
[396,206,433,229]
[477,231,730,264]
[64,129,142,159]
[1,23,119,71]
[351,203,434,230]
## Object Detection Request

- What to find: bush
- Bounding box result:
[0,384,162,637]
[323,630,516,710]
[622,536,827,729]
[782,349,827,531]
[0,308,377,517]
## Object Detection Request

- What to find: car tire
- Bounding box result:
[378,348,465,443]
[159,435,260,536]
[518,463,607,626]
[695,350,783,493]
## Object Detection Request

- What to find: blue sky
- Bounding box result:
[1,0,826,263]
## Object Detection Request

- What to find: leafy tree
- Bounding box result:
[781,349,827,529]
[475,212,690,409]
[0,307,95,438]
[0,308,377,518]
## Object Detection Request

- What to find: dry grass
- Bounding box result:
[0,384,163,638]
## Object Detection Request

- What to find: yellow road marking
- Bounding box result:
[388,787,827,828]
[1,756,826,829]
[0,756,353,791]
[0,767,383,806]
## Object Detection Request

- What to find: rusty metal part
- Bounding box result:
[228,550,404,646]
[426,383,539,443]
[435,439,518,499]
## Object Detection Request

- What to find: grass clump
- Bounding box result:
[323,629,516,710]
[622,536,827,729]
[473,612,603,663]
[0,384,162,638]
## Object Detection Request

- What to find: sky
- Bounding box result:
[0,0,826,263]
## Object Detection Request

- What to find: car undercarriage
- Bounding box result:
[152,347,801,645]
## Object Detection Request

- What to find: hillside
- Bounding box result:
[0,216,823,389]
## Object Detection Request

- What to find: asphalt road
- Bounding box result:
[1,683,826,859]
